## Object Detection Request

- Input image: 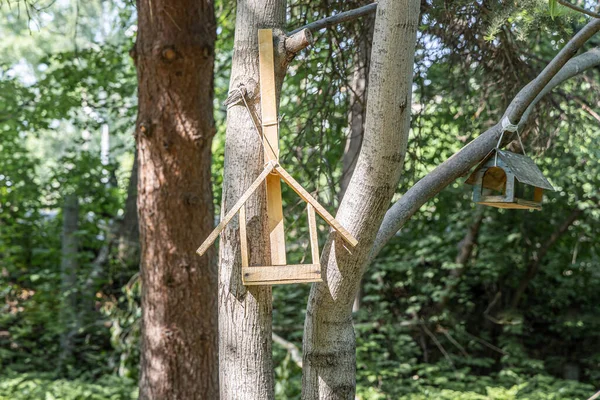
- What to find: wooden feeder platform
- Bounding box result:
[196,29,358,286]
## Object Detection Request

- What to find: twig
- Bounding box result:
[288,3,377,36]
[422,323,455,369]
[462,330,508,356]
[558,0,600,18]
[438,327,470,358]
[272,333,303,368]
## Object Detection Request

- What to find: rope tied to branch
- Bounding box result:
[495,116,526,166]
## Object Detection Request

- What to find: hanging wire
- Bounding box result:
[230,87,279,164]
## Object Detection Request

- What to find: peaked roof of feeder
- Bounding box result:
[465,149,555,191]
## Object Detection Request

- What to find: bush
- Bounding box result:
[0,373,137,400]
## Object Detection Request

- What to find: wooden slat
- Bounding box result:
[258,28,287,265]
[266,174,287,265]
[242,264,322,285]
[258,29,279,162]
[196,161,276,256]
[274,165,358,247]
[239,205,249,267]
[307,204,320,264]
[477,200,541,210]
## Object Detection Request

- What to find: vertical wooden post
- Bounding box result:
[258,29,287,266]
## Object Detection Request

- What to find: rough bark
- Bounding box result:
[59,194,79,372]
[302,1,421,398]
[134,0,218,398]
[217,2,287,399]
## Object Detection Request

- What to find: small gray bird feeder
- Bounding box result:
[465,149,555,210]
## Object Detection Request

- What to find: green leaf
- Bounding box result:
[549,0,558,19]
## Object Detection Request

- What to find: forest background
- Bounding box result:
[1,0,600,399]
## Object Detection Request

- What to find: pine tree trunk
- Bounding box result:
[302,1,420,398]
[59,194,79,372]
[217,1,286,399]
[134,0,218,398]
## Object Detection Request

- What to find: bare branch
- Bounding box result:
[372,18,600,258]
[285,28,313,54]
[558,0,600,18]
[272,333,303,368]
[422,323,455,369]
[287,2,377,36]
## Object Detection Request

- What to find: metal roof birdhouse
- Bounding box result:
[465,148,555,210]
[196,29,358,286]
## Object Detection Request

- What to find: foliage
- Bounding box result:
[1,0,600,399]
[0,373,137,400]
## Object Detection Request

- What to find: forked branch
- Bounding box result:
[372,19,600,257]
[557,0,600,19]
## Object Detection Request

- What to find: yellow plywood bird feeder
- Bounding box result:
[196,29,358,286]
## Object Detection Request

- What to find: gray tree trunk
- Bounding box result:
[218,1,286,399]
[339,14,373,202]
[59,194,79,371]
[302,1,421,398]
[339,14,374,313]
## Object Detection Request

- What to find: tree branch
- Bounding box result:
[272,333,303,368]
[371,19,600,258]
[558,0,600,19]
[287,2,377,36]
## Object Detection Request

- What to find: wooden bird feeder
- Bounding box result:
[196,29,358,286]
[465,149,555,210]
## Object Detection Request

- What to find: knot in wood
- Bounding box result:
[161,46,178,62]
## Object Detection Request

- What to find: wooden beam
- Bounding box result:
[275,165,358,247]
[196,161,276,256]
[258,28,287,266]
[307,204,320,264]
[242,264,322,285]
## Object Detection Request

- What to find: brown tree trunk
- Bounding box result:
[134,0,218,398]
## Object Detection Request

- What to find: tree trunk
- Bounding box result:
[134,0,218,398]
[302,1,421,398]
[340,13,374,313]
[339,18,372,201]
[217,2,287,399]
[59,194,79,372]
